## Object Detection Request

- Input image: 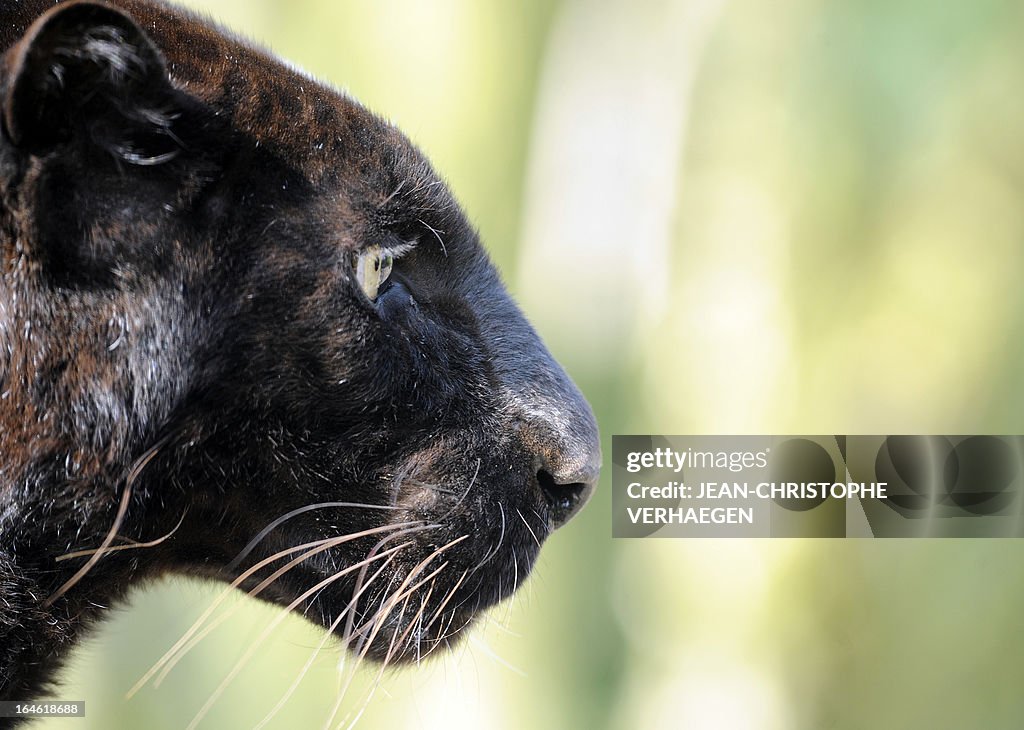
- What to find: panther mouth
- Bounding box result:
[251,512,545,666]
[307,443,596,663]
[333,534,515,664]
[354,493,552,661]
[217,451,556,666]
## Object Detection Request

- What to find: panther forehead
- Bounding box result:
[123,1,414,182]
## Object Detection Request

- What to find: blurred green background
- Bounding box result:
[40,0,1024,727]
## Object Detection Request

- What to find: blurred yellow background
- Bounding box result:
[40,0,1024,728]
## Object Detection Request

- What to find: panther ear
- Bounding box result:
[3,1,176,158]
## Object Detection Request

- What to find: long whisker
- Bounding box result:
[468,634,527,677]
[336,555,451,725]
[414,576,445,663]
[127,521,422,699]
[411,588,431,664]
[340,580,436,730]
[504,545,519,625]
[335,519,448,674]
[55,508,187,561]
[152,524,433,690]
[432,610,459,651]
[45,433,171,607]
[244,524,411,601]
[339,557,458,687]
[344,588,421,730]
[350,561,450,644]
[329,572,435,730]
[185,543,413,730]
[227,502,404,572]
[252,551,402,730]
[516,507,541,549]
[417,217,448,257]
[434,602,478,648]
[349,535,468,647]
[336,525,432,676]
[416,568,467,641]
[252,522,440,727]
[134,536,340,698]
[329,536,467,726]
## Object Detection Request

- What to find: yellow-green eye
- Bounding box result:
[353,245,394,301]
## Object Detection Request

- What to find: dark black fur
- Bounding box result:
[0,0,599,708]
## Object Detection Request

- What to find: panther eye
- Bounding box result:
[353,245,394,301]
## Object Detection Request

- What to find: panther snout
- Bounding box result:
[475,275,601,530]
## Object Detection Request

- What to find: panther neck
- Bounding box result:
[0,511,134,703]
[0,405,148,702]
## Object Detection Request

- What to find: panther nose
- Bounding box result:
[537,462,598,529]
[522,409,601,530]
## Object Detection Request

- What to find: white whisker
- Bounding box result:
[56,508,187,561]
[252,551,401,730]
[128,521,422,699]
[186,543,412,730]
[228,501,403,572]
[328,535,468,725]
[46,433,171,606]
[516,507,541,549]
[468,634,527,677]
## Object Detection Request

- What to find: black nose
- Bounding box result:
[525,412,601,530]
[537,466,597,529]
